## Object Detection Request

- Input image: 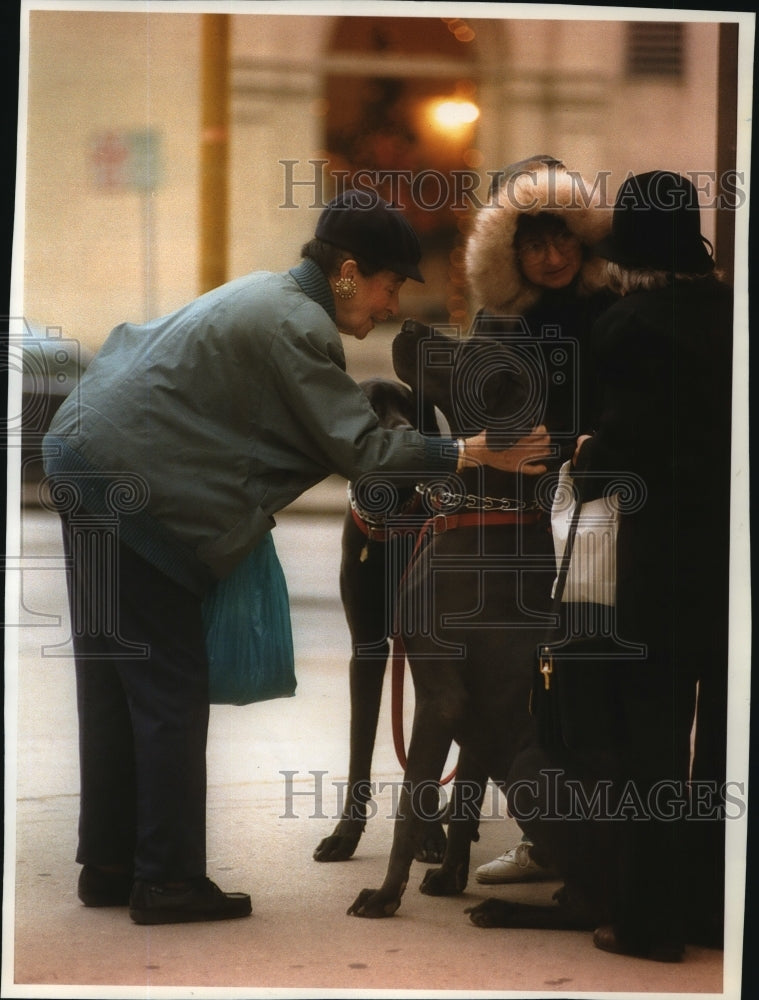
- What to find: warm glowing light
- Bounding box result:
[430,99,480,130]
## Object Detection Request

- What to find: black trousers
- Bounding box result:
[60,514,210,882]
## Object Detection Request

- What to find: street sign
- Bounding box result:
[90,129,163,191]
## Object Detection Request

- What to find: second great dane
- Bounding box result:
[347,318,566,918]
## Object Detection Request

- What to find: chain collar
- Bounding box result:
[416,482,542,514]
[347,482,421,530]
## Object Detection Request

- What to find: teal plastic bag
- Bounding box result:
[202,533,296,705]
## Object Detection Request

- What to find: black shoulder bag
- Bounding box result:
[530,465,644,757]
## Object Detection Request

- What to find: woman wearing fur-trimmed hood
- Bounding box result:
[466,154,613,317]
[464,155,618,891]
[462,155,616,456]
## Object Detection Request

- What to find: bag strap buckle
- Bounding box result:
[539,646,554,691]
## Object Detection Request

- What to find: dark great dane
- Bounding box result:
[313,376,449,864]
[347,319,566,919]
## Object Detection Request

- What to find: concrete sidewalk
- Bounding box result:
[4,509,741,998]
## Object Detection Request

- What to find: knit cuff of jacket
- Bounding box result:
[422,435,460,474]
[42,436,215,597]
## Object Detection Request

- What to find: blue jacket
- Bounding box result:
[44,259,456,593]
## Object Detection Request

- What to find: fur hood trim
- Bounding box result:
[465,159,613,316]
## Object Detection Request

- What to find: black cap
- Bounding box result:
[594,171,715,274]
[315,189,425,283]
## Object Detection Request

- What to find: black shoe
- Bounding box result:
[129,877,252,925]
[78,865,133,907]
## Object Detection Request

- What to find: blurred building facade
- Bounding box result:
[18,6,744,352]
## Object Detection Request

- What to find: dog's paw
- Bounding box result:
[313,833,360,863]
[313,819,365,862]
[465,897,595,931]
[419,864,467,897]
[347,888,401,919]
[464,898,516,928]
[413,823,447,864]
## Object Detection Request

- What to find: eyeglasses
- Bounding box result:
[517,231,580,263]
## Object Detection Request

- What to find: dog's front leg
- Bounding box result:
[347,706,453,918]
[420,748,487,896]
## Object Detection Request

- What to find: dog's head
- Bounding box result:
[392,319,540,448]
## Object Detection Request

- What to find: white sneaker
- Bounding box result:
[475,842,556,884]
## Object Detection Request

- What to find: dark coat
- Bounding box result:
[508,274,734,953]
[579,275,733,661]
[43,259,456,592]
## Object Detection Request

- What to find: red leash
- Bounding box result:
[390,508,543,785]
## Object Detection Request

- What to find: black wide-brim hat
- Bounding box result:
[595,170,715,274]
[315,189,425,283]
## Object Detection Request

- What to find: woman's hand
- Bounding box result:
[459,425,552,475]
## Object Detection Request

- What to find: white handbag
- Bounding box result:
[550,460,619,606]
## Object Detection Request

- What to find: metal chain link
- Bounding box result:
[347,482,421,529]
[416,483,543,513]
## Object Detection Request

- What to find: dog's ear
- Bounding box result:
[393,320,461,433]
[360,378,417,431]
[391,318,433,392]
[412,392,441,437]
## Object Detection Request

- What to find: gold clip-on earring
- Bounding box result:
[335,276,357,300]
